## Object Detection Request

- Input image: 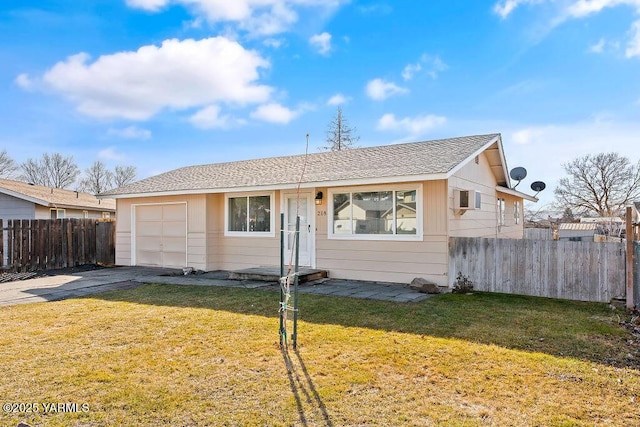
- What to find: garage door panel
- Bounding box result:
[135,203,187,268]
[137,250,162,266]
[162,221,186,237]
[137,221,162,236]
[136,205,163,221]
[136,236,162,251]
[163,252,186,268]
[163,237,185,252]
[163,204,186,220]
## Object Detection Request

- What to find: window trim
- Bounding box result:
[497,197,505,228]
[224,191,276,238]
[50,208,65,219]
[328,184,423,241]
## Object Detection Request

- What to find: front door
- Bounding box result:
[284,193,313,267]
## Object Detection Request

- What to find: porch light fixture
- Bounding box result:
[315,191,323,205]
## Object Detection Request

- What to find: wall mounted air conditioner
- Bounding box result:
[454,189,479,210]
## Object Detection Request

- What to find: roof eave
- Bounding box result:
[444,134,510,186]
[0,188,49,206]
[98,173,450,199]
[496,185,538,202]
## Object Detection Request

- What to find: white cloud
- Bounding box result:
[126,0,347,36]
[327,93,350,105]
[38,37,271,121]
[495,1,640,61]
[263,38,285,48]
[376,113,446,137]
[493,0,538,19]
[365,78,409,101]
[502,118,640,206]
[15,73,34,90]
[589,37,606,53]
[565,0,640,18]
[626,20,640,57]
[309,32,332,55]
[107,126,152,139]
[189,105,246,129]
[402,54,447,81]
[98,146,127,162]
[126,0,167,11]
[401,63,421,81]
[250,102,298,124]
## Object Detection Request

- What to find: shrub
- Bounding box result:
[453,272,474,294]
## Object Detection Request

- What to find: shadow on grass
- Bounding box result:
[68,283,640,369]
[282,347,333,427]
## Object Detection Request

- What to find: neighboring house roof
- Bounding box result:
[0,179,115,211]
[101,134,514,199]
[579,217,623,223]
[558,223,598,231]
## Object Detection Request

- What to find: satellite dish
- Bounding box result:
[531,181,546,194]
[509,167,527,189]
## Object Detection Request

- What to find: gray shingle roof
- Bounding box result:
[101,134,501,197]
[0,178,115,211]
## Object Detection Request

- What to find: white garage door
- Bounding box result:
[135,203,187,268]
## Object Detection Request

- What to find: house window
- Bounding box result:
[226,193,273,236]
[497,198,505,227]
[50,209,65,219]
[475,192,482,209]
[514,201,520,225]
[330,186,420,240]
[83,210,89,219]
[102,212,111,219]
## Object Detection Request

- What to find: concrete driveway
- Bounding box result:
[0,266,432,307]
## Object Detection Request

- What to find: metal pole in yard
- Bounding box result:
[279,213,285,345]
[626,206,634,310]
[292,215,300,349]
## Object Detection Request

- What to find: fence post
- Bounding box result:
[626,206,634,309]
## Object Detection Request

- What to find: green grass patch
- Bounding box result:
[0,284,638,426]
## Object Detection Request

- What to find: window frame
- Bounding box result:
[514,201,520,225]
[224,191,276,238]
[497,197,505,228]
[328,184,423,241]
[50,208,65,219]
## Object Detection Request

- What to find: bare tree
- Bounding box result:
[320,107,360,151]
[21,153,80,188]
[113,165,137,188]
[554,152,640,217]
[0,149,18,178]
[79,161,114,194]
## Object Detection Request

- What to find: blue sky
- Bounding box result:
[1,0,639,207]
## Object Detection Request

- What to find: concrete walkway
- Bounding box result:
[0,266,433,307]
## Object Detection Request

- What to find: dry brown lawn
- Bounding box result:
[0,284,638,426]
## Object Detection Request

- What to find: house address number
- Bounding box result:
[317,210,327,216]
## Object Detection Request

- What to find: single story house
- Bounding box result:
[100,133,537,286]
[0,178,115,222]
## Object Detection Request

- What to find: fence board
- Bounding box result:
[450,237,626,303]
[0,219,115,273]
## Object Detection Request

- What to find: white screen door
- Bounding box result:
[285,193,312,267]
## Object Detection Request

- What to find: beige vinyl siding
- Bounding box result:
[116,194,207,270]
[497,193,524,238]
[315,181,448,285]
[448,153,501,238]
[34,205,110,220]
[206,192,280,271]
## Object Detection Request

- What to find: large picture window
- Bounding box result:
[227,194,272,234]
[330,187,420,239]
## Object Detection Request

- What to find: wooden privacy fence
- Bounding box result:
[0,219,115,272]
[449,237,626,303]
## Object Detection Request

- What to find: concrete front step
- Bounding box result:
[228,267,328,283]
